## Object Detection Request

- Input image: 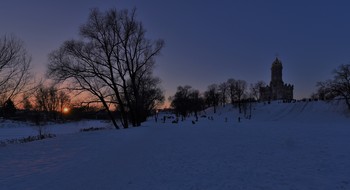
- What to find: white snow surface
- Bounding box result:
[0,101,350,190]
[0,120,111,141]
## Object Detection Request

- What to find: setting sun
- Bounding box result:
[63,107,69,113]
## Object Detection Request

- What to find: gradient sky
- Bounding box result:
[2,0,350,102]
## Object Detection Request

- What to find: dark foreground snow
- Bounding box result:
[0,101,349,190]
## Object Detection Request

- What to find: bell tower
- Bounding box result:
[270,57,283,87]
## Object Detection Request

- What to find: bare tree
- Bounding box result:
[227,78,236,105]
[48,8,164,129]
[235,80,247,113]
[131,74,164,123]
[188,89,204,121]
[204,84,220,113]
[34,85,71,120]
[34,86,58,118]
[317,64,350,110]
[250,80,266,101]
[22,93,33,111]
[58,90,70,119]
[218,82,228,106]
[226,78,247,113]
[0,35,32,104]
[171,85,199,120]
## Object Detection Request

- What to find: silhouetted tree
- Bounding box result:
[227,78,236,105]
[317,64,350,110]
[250,80,266,101]
[130,75,164,124]
[171,86,192,120]
[170,86,204,120]
[48,8,164,129]
[188,89,204,121]
[2,98,16,118]
[22,93,33,111]
[34,85,70,120]
[235,80,247,113]
[204,84,220,113]
[218,82,228,106]
[0,35,32,104]
[58,90,70,119]
[227,78,247,113]
[35,86,57,113]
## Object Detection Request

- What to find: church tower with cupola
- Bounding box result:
[260,57,294,101]
[271,58,283,87]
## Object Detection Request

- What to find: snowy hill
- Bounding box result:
[159,100,348,127]
[0,101,349,190]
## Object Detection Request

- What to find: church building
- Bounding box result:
[260,57,294,101]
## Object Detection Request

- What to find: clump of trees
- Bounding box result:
[170,86,204,121]
[170,79,264,120]
[34,85,70,120]
[48,8,164,129]
[316,64,350,110]
[0,35,67,124]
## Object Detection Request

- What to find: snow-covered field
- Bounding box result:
[0,120,111,141]
[0,101,349,190]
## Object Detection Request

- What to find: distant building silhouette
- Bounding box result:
[260,57,293,101]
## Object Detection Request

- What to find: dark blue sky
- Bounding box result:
[2,0,350,100]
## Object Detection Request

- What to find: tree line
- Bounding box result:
[170,79,266,120]
[170,64,350,120]
[1,7,350,129]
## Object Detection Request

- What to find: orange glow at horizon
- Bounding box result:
[63,107,69,113]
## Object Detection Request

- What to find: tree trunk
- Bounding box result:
[345,97,350,110]
[100,98,120,129]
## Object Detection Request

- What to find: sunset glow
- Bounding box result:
[63,107,69,113]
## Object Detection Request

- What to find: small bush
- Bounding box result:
[80,127,106,132]
[0,134,56,146]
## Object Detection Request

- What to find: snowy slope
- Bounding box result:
[0,101,349,190]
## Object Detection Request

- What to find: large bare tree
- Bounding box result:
[0,35,31,104]
[48,8,164,129]
[317,64,350,110]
